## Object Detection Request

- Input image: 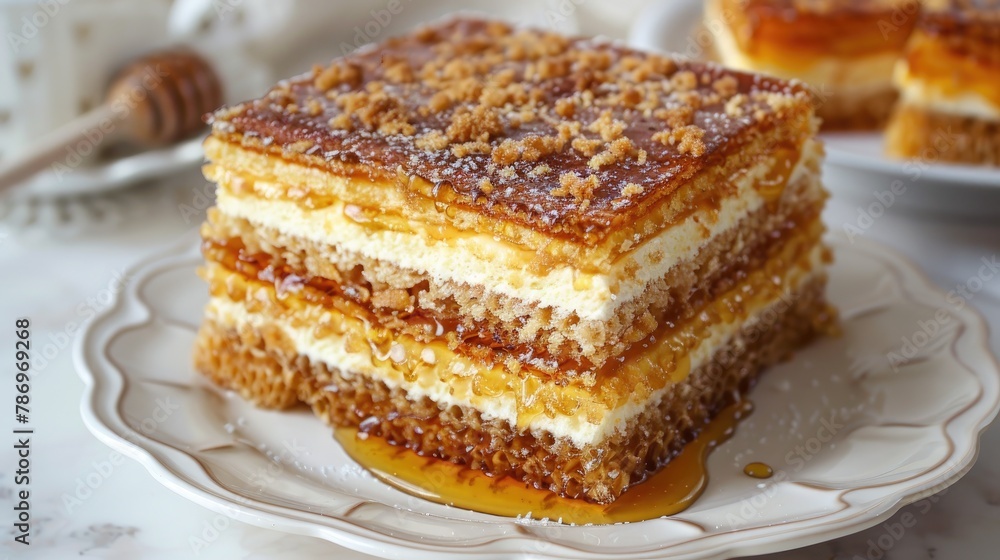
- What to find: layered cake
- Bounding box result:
[886,0,1000,165]
[194,18,832,505]
[706,0,919,130]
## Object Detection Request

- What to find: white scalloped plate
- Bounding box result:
[76,233,1000,559]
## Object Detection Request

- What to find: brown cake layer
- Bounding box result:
[885,104,1000,164]
[193,275,828,504]
[816,86,899,130]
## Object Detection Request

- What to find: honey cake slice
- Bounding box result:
[886,0,1000,165]
[194,17,833,504]
[706,0,919,130]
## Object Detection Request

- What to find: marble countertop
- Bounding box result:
[1,168,999,560]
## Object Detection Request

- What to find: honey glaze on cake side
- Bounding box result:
[335,401,753,523]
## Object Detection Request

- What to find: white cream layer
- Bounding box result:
[207,253,823,447]
[215,142,818,323]
[895,62,1000,121]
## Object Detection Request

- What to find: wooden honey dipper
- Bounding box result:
[0,49,222,193]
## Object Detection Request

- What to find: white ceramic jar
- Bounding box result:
[0,0,174,163]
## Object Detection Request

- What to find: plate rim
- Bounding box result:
[821,132,1000,189]
[9,134,207,200]
[74,232,1000,560]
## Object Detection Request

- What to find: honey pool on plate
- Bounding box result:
[335,401,755,524]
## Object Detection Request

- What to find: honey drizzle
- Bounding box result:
[743,462,774,479]
[756,144,799,204]
[334,401,753,524]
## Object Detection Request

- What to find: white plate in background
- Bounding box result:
[7,135,207,201]
[76,234,1000,559]
[628,0,1000,218]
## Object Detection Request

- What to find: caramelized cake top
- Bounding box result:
[209,18,812,243]
[720,0,919,55]
[735,0,910,15]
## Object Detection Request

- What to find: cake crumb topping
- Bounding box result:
[587,111,628,142]
[553,172,600,210]
[621,183,644,197]
[588,137,637,169]
[314,62,363,90]
[653,125,706,157]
